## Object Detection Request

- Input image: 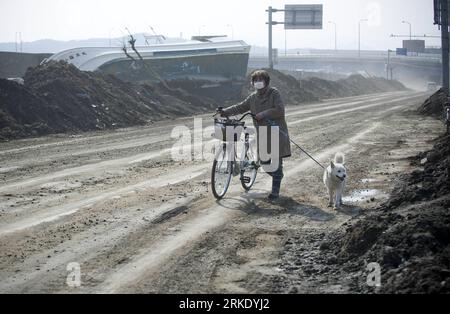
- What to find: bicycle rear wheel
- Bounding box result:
[211,144,233,199]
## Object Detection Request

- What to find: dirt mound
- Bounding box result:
[241,68,318,104]
[418,88,448,118]
[321,130,450,293]
[299,77,345,99]
[242,69,407,105]
[301,74,407,100]
[0,78,57,138]
[0,61,215,140]
[1,63,409,141]
[386,138,450,209]
[342,75,406,95]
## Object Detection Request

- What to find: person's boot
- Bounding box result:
[268,178,281,200]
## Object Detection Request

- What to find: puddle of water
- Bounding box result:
[361,178,380,184]
[342,189,388,204]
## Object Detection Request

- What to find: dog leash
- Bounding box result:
[218,109,327,170]
[262,117,326,170]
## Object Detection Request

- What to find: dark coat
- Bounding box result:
[223,87,292,158]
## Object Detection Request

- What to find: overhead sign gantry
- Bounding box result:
[267,4,323,69]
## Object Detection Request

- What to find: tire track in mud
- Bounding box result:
[0,93,425,230]
[0,143,203,194]
[0,92,424,194]
[0,107,383,293]
[0,116,344,230]
[0,106,370,268]
[91,118,388,293]
[0,195,201,293]
[97,98,437,294]
[0,164,208,236]
[0,91,403,158]
[284,91,408,117]
[289,92,425,126]
[0,91,408,177]
[91,93,430,293]
[0,91,430,293]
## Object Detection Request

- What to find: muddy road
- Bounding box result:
[0,90,442,293]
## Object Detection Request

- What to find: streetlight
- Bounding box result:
[328,21,337,52]
[285,29,287,56]
[358,19,368,58]
[226,24,234,40]
[386,49,393,80]
[15,32,22,52]
[108,28,115,47]
[402,20,412,40]
[198,25,206,36]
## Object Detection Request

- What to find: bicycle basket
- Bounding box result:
[213,118,245,142]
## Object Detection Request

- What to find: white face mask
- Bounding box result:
[253,81,265,90]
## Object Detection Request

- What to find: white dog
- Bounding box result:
[323,153,347,209]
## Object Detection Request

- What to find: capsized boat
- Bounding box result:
[45,36,251,102]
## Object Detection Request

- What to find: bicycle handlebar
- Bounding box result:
[213,108,255,121]
[213,108,326,170]
[238,112,256,121]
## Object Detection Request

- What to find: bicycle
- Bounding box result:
[211,110,259,200]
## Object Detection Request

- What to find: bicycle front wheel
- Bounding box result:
[241,142,258,191]
[211,144,233,200]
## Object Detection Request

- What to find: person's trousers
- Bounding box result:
[266,158,284,196]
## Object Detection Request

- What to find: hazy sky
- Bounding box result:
[0,0,442,50]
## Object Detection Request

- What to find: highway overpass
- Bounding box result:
[0,50,443,91]
[249,51,442,90]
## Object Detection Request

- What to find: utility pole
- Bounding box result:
[386,49,394,80]
[387,49,390,80]
[285,29,287,56]
[328,21,337,51]
[15,32,23,53]
[442,0,449,92]
[268,6,274,69]
[402,20,412,40]
[359,19,368,58]
[109,28,114,47]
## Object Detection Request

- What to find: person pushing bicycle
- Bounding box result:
[218,70,292,200]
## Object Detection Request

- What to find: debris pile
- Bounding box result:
[319,92,450,293]
[242,69,408,105]
[1,62,408,141]
[247,69,319,103]
[418,88,448,118]
[1,61,214,140]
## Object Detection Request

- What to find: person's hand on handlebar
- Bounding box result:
[254,112,264,121]
[216,107,229,118]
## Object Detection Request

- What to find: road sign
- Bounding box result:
[396,48,407,56]
[403,40,425,53]
[266,4,323,69]
[284,5,323,29]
